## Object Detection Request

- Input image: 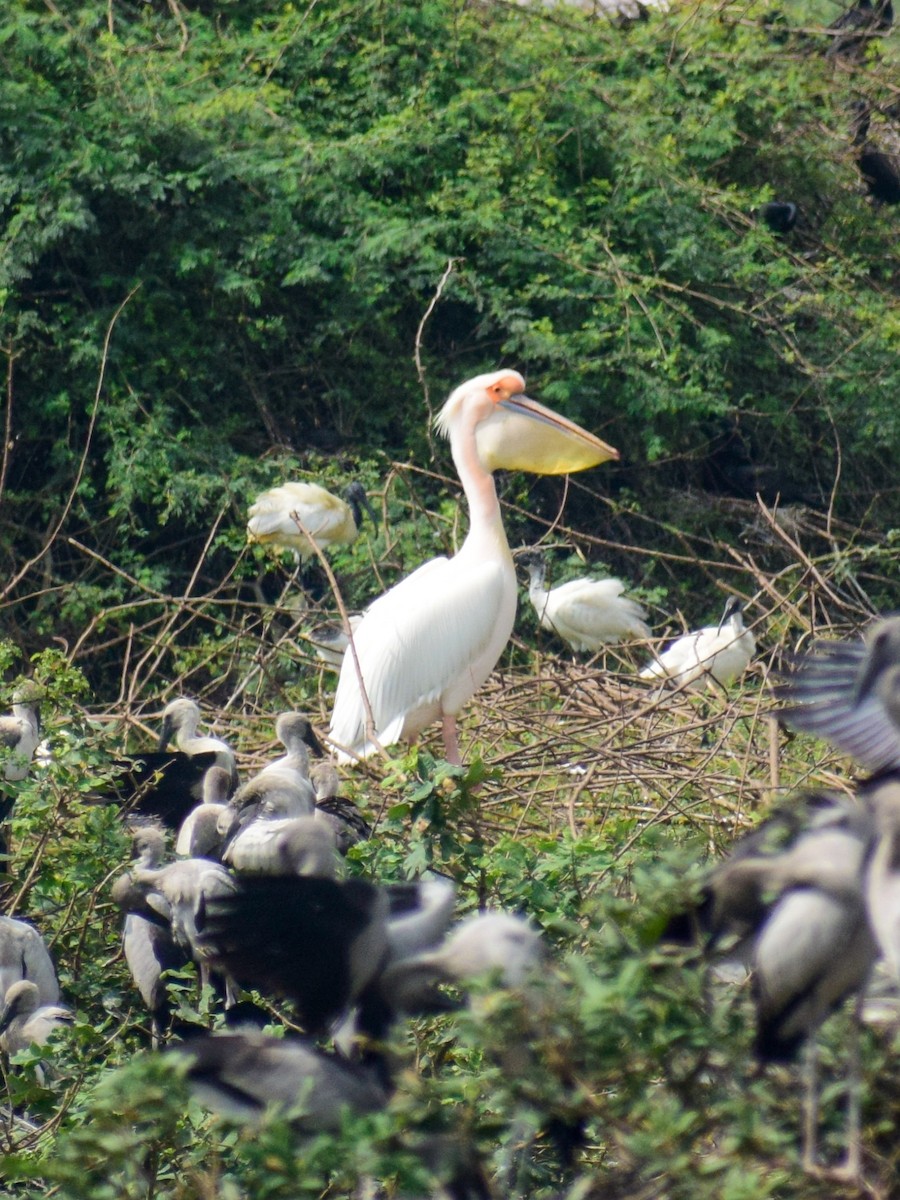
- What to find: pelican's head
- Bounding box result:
[436,370,619,475]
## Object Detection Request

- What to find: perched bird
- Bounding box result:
[175,765,234,860]
[826,0,893,60]
[171,1031,387,1127]
[757,200,798,234]
[311,762,371,854]
[0,681,43,785]
[774,614,900,773]
[0,915,60,1006]
[114,828,190,1042]
[114,828,239,1004]
[157,698,238,785]
[665,788,878,1176]
[217,713,320,849]
[102,700,238,831]
[195,873,391,1033]
[307,615,363,669]
[223,802,340,878]
[639,597,756,690]
[861,775,900,985]
[377,911,544,1017]
[520,551,649,652]
[328,370,618,764]
[851,101,900,206]
[0,980,73,1055]
[247,481,377,560]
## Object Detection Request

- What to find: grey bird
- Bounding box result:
[0,980,73,1055]
[0,915,60,1007]
[0,681,43,785]
[775,614,900,773]
[311,762,371,854]
[170,1031,386,1127]
[175,765,234,860]
[113,827,189,1043]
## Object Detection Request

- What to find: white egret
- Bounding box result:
[521,550,649,651]
[639,597,755,690]
[328,369,618,763]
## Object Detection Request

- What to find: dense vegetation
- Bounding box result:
[1,0,899,1197]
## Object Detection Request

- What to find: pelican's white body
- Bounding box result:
[328,370,618,762]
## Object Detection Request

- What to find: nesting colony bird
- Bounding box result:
[307,615,364,669]
[0,980,73,1055]
[114,829,190,1043]
[0,681,43,785]
[665,787,878,1176]
[328,370,618,764]
[850,101,900,205]
[757,200,798,234]
[171,1031,387,1127]
[114,827,239,1004]
[826,0,893,60]
[223,800,340,878]
[775,614,900,773]
[157,698,238,785]
[216,712,320,852]
[175,765,234,860]
[0,915,60,1006]
[639,597,755,690]
[311,761,371,854]
[521,551,650,652]
[106,699,238,831]
[247,480,377,560]
[196,873,392,1033]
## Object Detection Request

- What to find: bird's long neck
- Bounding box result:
[450,423,510,562]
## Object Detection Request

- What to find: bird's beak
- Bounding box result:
[157,714,174,751]
[476,393,619,475]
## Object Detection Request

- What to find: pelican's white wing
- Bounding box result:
[329,555,511,761]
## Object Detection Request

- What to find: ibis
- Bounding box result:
[639,597,755,690]
[521,550,650,652]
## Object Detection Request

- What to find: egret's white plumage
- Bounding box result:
[639,597,755,689]
[247,481,375,560]
[522,552,649,651]
[328,370,618,763]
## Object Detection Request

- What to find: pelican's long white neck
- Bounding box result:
[448,415,510,563]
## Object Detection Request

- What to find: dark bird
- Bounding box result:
[99,699,238,830]
[774,614,900,772]
[757,200,798,234]
[851,102,900,205]
[826,0,893,60]
[195,874,391,1034]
